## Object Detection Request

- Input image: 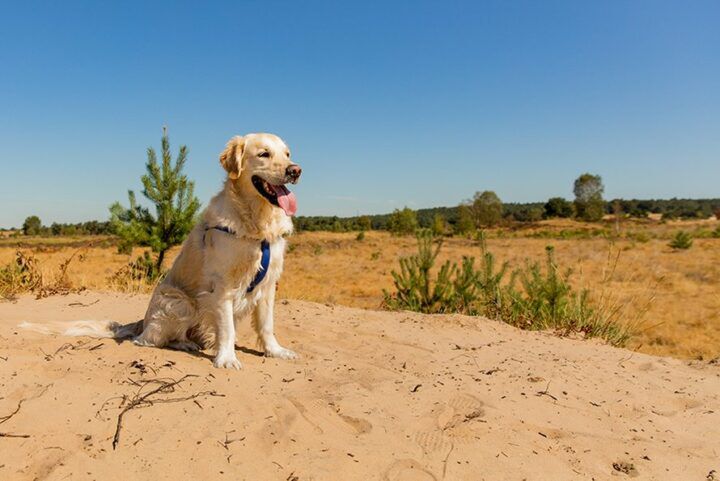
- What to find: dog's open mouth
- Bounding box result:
[251,176,298,216]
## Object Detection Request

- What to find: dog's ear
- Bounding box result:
[219,136,246,179]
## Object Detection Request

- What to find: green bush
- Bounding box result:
[668,231,693,250]
[356,231,366,241]
[544,197,574,218]
[387,207,418,236]
[383,230,633,346]
[382,230,456,313]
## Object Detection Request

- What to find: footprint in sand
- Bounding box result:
[285,397,372,436]
[384,459,438,481]
[414,393,486,453]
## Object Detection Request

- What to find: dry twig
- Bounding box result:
[111,374,224,450]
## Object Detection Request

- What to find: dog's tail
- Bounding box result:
[18,320,143,339]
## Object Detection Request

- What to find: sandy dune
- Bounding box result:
[0,293,718,480]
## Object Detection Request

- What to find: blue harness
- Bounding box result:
[205,225,270,293]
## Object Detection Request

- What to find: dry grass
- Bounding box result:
[1,218,718,360]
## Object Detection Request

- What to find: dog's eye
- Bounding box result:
[258,151,270,158]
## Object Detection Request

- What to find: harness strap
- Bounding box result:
[204,225,270,293]
[246,240,271,293]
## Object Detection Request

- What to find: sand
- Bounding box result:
[0,292,718,480]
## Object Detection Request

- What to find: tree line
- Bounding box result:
[8,217,112,237]
[9,137,720,258]
[295,174,720,235]
[12,174,720,240]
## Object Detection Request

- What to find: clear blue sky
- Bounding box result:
[1,0,718,228]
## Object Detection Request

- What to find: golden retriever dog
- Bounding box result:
[21,133,301,370]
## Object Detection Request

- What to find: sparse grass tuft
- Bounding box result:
[0,250,85,300]
[107,251,163,293]
[504,246,633,346]
[0,251,43,300]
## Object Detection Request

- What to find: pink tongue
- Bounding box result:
[269,184,297,216]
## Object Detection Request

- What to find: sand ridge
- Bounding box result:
[0,292,718,480]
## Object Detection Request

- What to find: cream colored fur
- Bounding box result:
[21,133,301,370]
[134,133,300,369]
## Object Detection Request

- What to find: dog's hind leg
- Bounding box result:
[252,283,298,360]
[134,286,196,349]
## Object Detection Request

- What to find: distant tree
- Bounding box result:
[573,173,605,222]
[22,216,42,236]
[511,206,544,222]
[544,197,574,219]
[454,204,475,236]
[469,191,503,227]
[110,127,201,273]
[388,207,418,236]
[431,214,447,236]
[358,215,372,231]
[331,219,345,232]
[50,222,63,236]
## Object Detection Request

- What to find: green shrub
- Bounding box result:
[544,197,574,218]
[356,231,366,241]
[627,231,651,243]
[383,230,633,346]
[431,214,447,236]
[382,230,456,313]
[668,231,693,250]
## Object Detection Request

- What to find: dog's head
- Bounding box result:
[220,133,301,216]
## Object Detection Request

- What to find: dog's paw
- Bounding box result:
[265,346,299,360]
[132,336,155,347]
[213,351,242,369]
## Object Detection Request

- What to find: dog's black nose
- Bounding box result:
[286,164,302,180]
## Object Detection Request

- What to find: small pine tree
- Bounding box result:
[383,229,455,313]
[668,231,693,250]
[110,127,201,274]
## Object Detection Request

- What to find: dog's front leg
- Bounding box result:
[253,283,298,359]
[213,296,242,369]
